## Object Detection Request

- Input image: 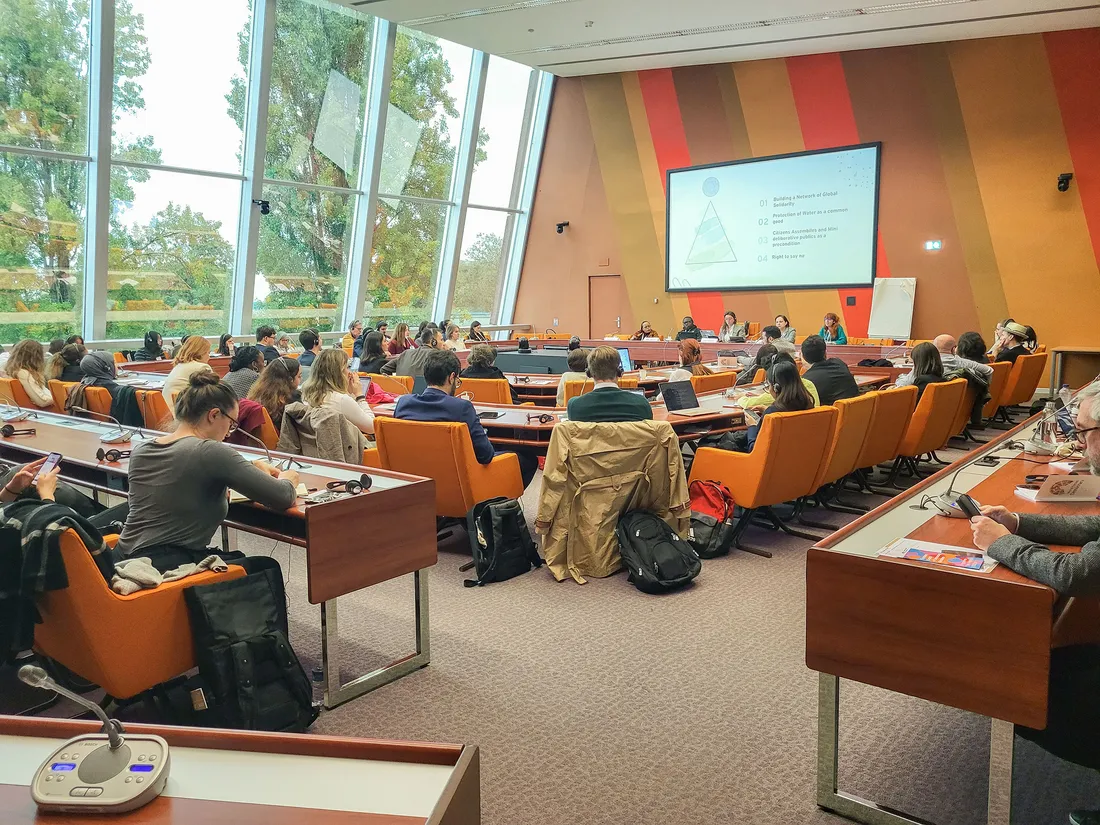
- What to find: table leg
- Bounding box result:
[320,568,431,709]
[817,673,1012,825]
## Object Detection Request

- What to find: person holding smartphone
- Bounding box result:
[0,456,60,505]
[0,456,129,530]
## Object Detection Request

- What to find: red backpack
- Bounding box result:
[687,480,736,558]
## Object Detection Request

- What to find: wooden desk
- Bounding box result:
[1048,346,1100,394]
[122,356,233,377]
[805,413,1094,825]
[0,716,478,824]
[0,411,437,709]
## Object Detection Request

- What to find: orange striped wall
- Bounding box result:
[516,30,1100,349]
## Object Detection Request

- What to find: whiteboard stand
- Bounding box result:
[867,278,917,340]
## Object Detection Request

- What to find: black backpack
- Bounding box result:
[616,510,701,594]
[184,569,318,732]
[464,497,543,587]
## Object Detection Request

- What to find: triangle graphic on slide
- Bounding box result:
[685,201,737,267]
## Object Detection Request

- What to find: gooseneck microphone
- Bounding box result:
[0,391,39,422]
[19,665,125,750]
[70,406,141,442]
[231,425,308,471]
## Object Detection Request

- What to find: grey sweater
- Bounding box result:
[987,514,1100,596]
[116,436,297,556]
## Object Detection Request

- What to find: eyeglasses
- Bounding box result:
[223,412,239,433]
[1067,425,1100,443]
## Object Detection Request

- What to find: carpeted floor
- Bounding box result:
[245,433,1100,825]
[16,430,1100,823]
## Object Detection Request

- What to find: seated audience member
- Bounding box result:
[388,322,414,356]
[133,330,165,362]
[256,325,281,365]
[468,321,488,342]
[375,320,389,343]
[415,320,430,341]
[115,373,297,619]
[989,321,1031,364]
[78,351,125,397]
[567,346,653,424]
[737,352,820,408]
[276,334,296,354]
[382,326,438,376]
[65,334,84,347]
[297,328,322,378]
[988,318,1013,355]
[678,339,713,377]
[0,456,126,530]
[819,312,848,344]
[567,336,582,351]
[46,339,64,368]
[5,340,53,407]
[969,383,1100,803]
[630,320,658,341]
[930,334,994,379]
[341,319,364,353]
[443,324,467,352]
[223,345,265,400]
[740,360,815,451]
[556,348,591,407]
[773,314,796,342]
[896,341,947,399]
[718,311,747,342]
[358,331,389,375]
[1023,325,1039,353]
[956,331,988,364]
[248,356,301,430]
[395,350,538,488]
[217,333,235,356]
[675,316,703,341]
[801,334,859,405]
[761,324,796,356]
[439,319,452,337]
[461,344,520,404]
[735,343,778,387]
[48,343,86,383]
[301,348,374,435]
[162,335,214,408]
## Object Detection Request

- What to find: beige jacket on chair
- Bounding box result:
[278,401,366,464]
[536,420,690,583]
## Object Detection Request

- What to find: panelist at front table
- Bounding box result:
[970,382,1100,825]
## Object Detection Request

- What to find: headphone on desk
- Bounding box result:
[526,413,555,424]
[96,447,131,462]
[0,424,35,437]
[326,473,372,495]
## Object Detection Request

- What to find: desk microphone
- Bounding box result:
[0,391,39,422]
[232,425,309,471]
[879,342,910,362]
[69,406,140,444]
[19,665,170,813]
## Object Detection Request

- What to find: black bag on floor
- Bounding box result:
[184,569,317,732]
[464,497,543,587]
[616,510,700,594]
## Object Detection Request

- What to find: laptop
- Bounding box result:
[616,347,633,373]
[658,380,711,416]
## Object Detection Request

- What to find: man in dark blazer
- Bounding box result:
[255,324,282,366]
[567,346,653,423]
[801,334,860,406]
[395,349,537,487]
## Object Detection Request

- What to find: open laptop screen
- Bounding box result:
[616,347,632,373]
[658,380,700,412]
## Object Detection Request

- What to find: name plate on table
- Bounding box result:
[878,538,998,573]
[1016,474,1100,503]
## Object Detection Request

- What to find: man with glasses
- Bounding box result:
[970,382,1100,822]
[395,350,537,488]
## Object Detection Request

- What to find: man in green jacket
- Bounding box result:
[567,346,652,424]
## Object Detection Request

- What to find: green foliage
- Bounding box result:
[452,231,503,323]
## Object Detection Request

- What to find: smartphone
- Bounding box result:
[477,411,503,420]
[955,493,982,519]
[34,452,62,483]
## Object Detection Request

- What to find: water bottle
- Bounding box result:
[311,666,325,710]
[1059,383,1073,409]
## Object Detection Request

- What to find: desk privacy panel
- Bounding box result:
[516,29,1100,347]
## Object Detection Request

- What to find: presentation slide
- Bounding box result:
[666,144,880,291]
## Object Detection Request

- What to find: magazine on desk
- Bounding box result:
[878,538,998,573]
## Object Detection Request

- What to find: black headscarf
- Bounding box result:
[79,352,120,392]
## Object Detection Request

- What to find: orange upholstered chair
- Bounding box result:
[944,383,978,445]
[257,407,279,450]
[362,447,382,468]
[136,390,173,431]
[982,361,1012,420]
[1,376,59,413]
[850,385,918,491]
[34,531,245,701]
[687,406,837,556]
[374,418,522,519]
[796,393,879,524]
[365,373,412,395]
[457,377,515,404]
[82,386,113,418]
[112,352,127,365]
[882,378,968,486]
[752,368,766,384]
[747,323,761,338]
[846,337,867,346]
[48,380,76,413]
[999,352,1049,410]
[562,376,640,404]
[690,372,738,394]
[1035,344,1047,354]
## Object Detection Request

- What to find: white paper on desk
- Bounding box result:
[1027,474,1100,502]
[878,538,998,573]
[1050,459,1089,473]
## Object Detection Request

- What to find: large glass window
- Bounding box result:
[106,169,239,339]
[468,57,533,209]
[253,184,352,334]
[379,28,471,202]
[0,152,85,341]
[113,0,250,174]
[367,199,447,326]
[450,208,510,327]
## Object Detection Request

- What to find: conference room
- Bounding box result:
[1,0,1099,823]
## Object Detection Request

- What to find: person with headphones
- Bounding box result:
[566,346,653,423]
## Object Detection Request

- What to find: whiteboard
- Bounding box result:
[867,278,916,339]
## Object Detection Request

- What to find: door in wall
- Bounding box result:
[589,275,631,338]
